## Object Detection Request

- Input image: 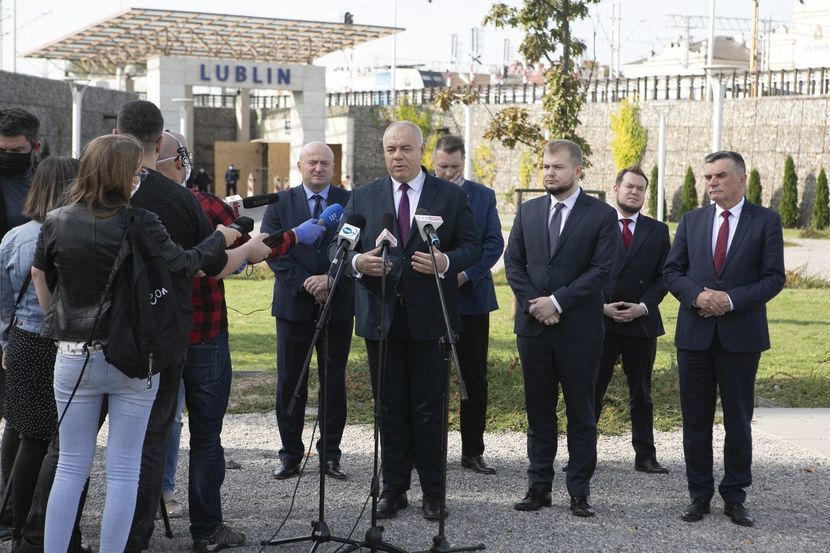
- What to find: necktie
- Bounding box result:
[713,210,731,274]
[398,183,410,244]
[548,202,565,257]
[311,194,323,220]
[620,218,633,249]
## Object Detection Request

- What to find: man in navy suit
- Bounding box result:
[664,150,785,527]
[505,140,620,517]
[433,135,504,475]
[341,121,481,521]
[262,142,354,481]
[595,167,671,474]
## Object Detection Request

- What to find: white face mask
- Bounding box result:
[182,164,192,187]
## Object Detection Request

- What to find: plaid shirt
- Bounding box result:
[190,191,295,344]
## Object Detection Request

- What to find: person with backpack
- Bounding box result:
[28,134,243,553]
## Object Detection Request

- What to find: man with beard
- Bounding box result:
[504,139,619,517]
[595,167,671,474]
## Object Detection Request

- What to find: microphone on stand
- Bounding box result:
[375,213,398,250]
[414,208,443,247]
[331,214,366,266]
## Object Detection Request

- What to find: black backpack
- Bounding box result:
[96,208,186,388]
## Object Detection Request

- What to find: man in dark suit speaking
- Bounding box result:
[505,140,620,517]
[664,151,784,527]
[595,167,671,475]
[341,121,481,521]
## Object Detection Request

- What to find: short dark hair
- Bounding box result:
[544,139,583,166]
[434,135,465,157]
[0,108,40,146]
[705,150,746,174]
[615,166,649,187]
[117,100,164,152]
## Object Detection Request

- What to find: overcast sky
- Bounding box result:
[1,0,797,77]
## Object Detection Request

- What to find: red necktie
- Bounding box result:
[620,218,633,249]
[397,182,410,244]
[713,210,731,274]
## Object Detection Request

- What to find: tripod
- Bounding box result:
[414,241,484,553]
[261,244,359,552]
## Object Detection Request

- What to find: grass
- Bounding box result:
[223,273,830,435]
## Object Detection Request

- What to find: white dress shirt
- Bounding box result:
[547,187,581,313]
[712,197,744,257]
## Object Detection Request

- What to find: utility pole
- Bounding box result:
[706,0,716,101]
[749,0,759,72]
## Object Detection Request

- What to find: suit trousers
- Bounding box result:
[678,334,760,504]
[457,313,490,457]
[275,317,351,464]
[596,333,657,462]
[517,329,600,497]
[365,304,445,497]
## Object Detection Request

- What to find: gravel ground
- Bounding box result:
[76,413,828,552]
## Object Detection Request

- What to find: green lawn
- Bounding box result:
[224,275,830,435]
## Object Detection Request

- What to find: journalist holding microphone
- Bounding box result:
[339,121,481,521]
[28,134,243,553]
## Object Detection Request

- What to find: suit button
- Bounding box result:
[638,280,644,285]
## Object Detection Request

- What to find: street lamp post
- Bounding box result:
[704,65,733,152]
[652,102,674,223]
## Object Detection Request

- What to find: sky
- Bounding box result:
[0,0,799,78]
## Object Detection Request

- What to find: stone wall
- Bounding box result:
[0,70,137,156]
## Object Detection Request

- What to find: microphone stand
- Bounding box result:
[415,240,484,553]
[261,241,360,552]
[339,239,408,553]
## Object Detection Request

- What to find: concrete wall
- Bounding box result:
[0,70,137,156]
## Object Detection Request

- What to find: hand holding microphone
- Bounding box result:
[215,224,242,247]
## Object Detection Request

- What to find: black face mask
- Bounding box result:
[0,151,33,178]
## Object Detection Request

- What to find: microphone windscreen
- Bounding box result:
[415,207,429,216]
[317,203,344,227]
[241,193,280,209]
[382,212,395,233]
[232,216,254,234]
[346,213,367,229]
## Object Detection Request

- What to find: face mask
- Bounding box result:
[0,151,33,178]
[182,164,192,187]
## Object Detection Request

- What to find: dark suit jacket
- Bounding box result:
[504,188,620,342]
[458,179,504,316]
[604,214,671,338]
[340,171,482,341]
[664,199,785,353]
[262,184,354,323]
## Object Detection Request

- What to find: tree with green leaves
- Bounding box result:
[747,169,762,204]
[610,99,647,170]
[780,155,799,228]
[813,168,829,230]
[394,100,439,171]
[434,0,600,162]
[680,166,698,217]
[648,164,658,217]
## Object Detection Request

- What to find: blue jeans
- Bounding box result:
[162,380,186,496]
[45,351,158,553]
[182,332,232,540]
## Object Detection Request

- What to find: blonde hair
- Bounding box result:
[23,156,79,222]
[68,134,142,216]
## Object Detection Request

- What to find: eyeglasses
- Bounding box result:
[135,168,150,182]
[159,130,192,169]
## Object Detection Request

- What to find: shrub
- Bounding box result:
[518,149,535,188]
[472,143,497,185]
[609,98,647,171]
[648,164,658,216]
[779,155,799,228]
[747,169,762,204]
[679,166,698,217]
[812,168,829,230]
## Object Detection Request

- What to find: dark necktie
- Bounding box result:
[311,194,323,220]
[620,218,633,249]
[548,202,565,257]
[398,183,410,244]
[713,210,731,274]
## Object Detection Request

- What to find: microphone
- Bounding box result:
[241,193,280,209]
[414,208,443,247]
[336,214,366,252]
[228,216,254,234]
[375,213,398,248]
[317,203,344,227]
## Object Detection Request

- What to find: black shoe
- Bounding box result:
[569,496,595,517]
[376,491,408,519]
[461,455,497,475]
[681,499,711,522]
[422,495,447,521]
[634,458,669,474]
[724,502,755,527]
[325,460,347,480]
[513,489,552,512]
[192,523,246,552]
[272,460,301,480]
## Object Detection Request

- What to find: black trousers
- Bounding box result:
[678,334,760,504]
[596,333,657,462]
[365,304,445,497]
[457,313,490,457]
[517,330,600,498]
[275,317,352,463]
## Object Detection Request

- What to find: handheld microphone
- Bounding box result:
[228,216,254,234]
[336,214,366,252]
[375,213,398,248]
[414,208,443,247]
[241,193,280,209]
[317,203,344,227]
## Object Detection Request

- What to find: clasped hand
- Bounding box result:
[603,301,646,323]
[304,274,332,304]
[695,287,732,318]
[528,297,559,326]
